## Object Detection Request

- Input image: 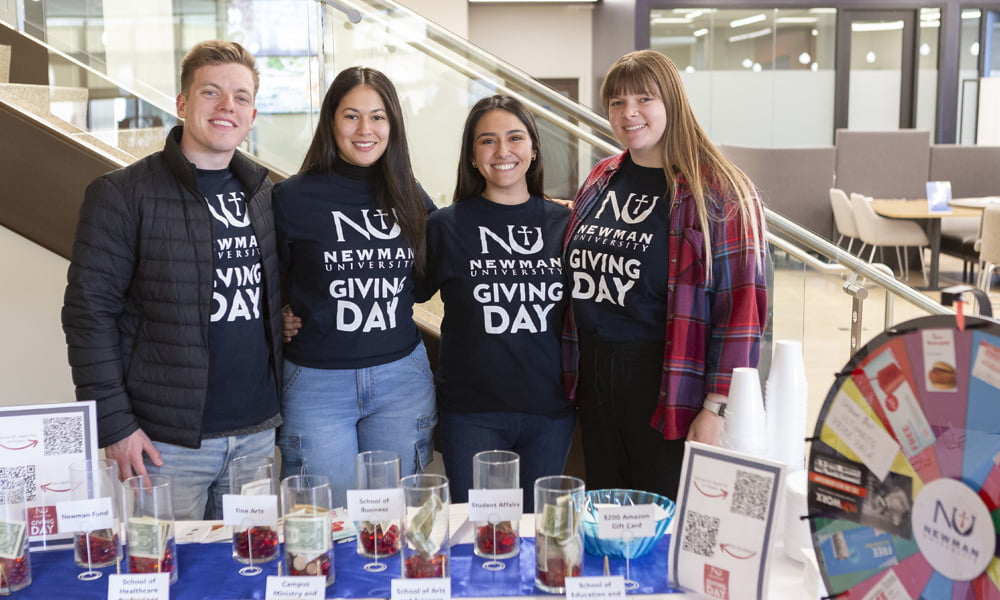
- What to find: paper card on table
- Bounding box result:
[467,488,522,522]
[108,573,169,600]
[347,488,404,523]
[596,504,656,539]
[222,493,278,527]
[391,576,452,600]
[927,181,952,214]
[670,442,784,600]
[824,390,898,482]
[566,576,626,600]
[265,575,326,600]
[55,497,114,532]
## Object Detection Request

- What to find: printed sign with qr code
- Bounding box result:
[0,402,99,549]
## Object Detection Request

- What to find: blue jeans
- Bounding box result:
[145,429,276,521]
[277,342,437,507]
[439,410,576,512]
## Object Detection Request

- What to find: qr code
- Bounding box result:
[0,465,37,502]
[731,470,771,520]
[42,416,84,456]
[681,510,720,558]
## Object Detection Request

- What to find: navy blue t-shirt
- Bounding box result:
[419,195,572,416]
[566,155,670,341]
[196,168,278,434]
[273,163,432,368]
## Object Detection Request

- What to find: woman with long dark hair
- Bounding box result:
[418,95,575,509]
[274,67,436,506]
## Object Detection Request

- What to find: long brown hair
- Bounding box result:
[300,67,427,274]
[453,95,545,203]
[600,50,764,276]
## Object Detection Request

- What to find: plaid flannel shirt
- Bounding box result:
[561,152,768,440]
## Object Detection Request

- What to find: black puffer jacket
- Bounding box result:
[62,126,283,449]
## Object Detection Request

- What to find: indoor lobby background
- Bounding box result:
[2,0,998,445]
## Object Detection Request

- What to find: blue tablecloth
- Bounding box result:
[20,536,679,598]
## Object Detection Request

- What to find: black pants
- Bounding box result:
[577,332,686,500]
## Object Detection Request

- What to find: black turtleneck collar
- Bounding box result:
[334,156,376,181]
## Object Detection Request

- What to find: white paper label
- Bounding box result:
[56,497,114,532]
[391,577,452,600]
[860,571,910,600]
[596,504,656,538]
[265,576,326,600]
[467,489,523,523]
[108,573,169,600]
[825,391,898,481]
[222,494,278,527]
[347,488,404,522]
[972,341,1000,390]
[922,329,958,392]
[565,576,626,600]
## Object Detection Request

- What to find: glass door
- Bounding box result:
[835,10,918,132]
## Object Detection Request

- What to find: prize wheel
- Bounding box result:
[808,314,1000,599]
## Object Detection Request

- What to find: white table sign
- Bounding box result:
[0,401,99,548]
[265,575,326,599]
[596,504,656,539]
[56,497,114,532]
[347,488,404,522]
[107,573,169,600]
[467,488,522,522]
[566,576,626,600]
[391,577,451,600]
[670,442,785,600]
[222,494,278,527]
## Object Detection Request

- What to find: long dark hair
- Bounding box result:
[300,66,426,274]
[453,95,545,203]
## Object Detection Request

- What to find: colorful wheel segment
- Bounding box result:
[808,315,1000,599]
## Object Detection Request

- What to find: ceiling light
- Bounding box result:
[808,8,837,14]
[728,27,772,43]
[693,28,709,37]
[851,21,904,33]
[798,52,811,65]
[962,10,981,20]
[776,17,818,25]
[652,18,696,25]
[730,14,767,28]
[866,51,876,64]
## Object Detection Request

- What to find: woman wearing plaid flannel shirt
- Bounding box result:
[562,50,767,498]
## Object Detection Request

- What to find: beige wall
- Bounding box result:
[468,4,595,109]
[0,226,74,407]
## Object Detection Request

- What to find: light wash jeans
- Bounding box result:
[277,342,437,507]
[146,428,276,521]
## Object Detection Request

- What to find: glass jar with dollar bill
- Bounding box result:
[401,474,450,578]
[533,475,585,594]
[280,475,334,586]
[68,458,122,575]
[122,475,177,584]
[0,479,31,594]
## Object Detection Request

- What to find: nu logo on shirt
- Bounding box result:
[478,225,543,255]
[594,191,658,224]
[331,209,401,241]
[206,192,250,228]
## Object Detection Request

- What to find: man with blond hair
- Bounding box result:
[63,40,282,520]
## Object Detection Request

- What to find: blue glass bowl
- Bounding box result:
[580,489,676,559]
